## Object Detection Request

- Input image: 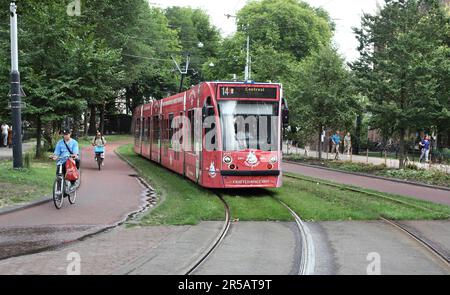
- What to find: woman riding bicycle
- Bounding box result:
[92,131,106,164]
[51,129,80,181]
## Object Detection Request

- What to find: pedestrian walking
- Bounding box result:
[344,132,352,156]
[331,131,341,160]
[7,126,12,148]
[419,135,431,163]
[1,123,9,147]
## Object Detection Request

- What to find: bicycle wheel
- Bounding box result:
[68,188,77,204]
[98,158,102,170]
[53,178,64,209]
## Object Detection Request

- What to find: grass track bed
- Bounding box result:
[118,144,450,224]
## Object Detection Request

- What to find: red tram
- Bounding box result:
[132,81,289,188]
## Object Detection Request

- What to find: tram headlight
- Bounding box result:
[223,156,232,164]
[270,156,277,164]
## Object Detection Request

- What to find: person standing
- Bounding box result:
[1,123,9,147]
[419,135,431,163]
[331,131,341,160]
[7,126,12,148]
[344,132,352,156]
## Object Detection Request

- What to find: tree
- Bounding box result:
[236,0,333,60]
[205,0,334,82]
[352,0,450,167]
[165,6,220,88]
[290,46,357,159]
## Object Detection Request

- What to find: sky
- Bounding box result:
[149,0,382,62]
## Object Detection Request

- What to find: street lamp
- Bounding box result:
[10,1,23,168]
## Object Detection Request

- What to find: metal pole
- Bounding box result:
[10,1,23,168]
[245,33,250,80]
[180,54,190,93]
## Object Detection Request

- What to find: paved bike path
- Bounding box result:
[283,162,450,206]
[0,141,145,259]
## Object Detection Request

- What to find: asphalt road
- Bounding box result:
[0,142,146,259]
[282,162,450,206]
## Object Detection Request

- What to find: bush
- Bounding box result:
[43,130,61,152]
[405,163,419,170]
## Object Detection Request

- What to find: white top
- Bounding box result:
[1,124,9,134]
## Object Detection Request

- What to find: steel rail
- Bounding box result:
[184,193,231,275]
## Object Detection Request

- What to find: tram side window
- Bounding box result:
[169,114,174,149]
[134,118,140,144]
[143,117,148,143]
[152,116,159,143]
[148,117,151,143]
[188,110,195,152]
[163,116,169,155]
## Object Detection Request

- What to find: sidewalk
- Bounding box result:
[0,142,35,160]
[282,144,450,174]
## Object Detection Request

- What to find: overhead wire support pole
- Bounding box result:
[172,54,190,93]
[226,14,251,81]
[245,32,251,80]
[10,1,23,168]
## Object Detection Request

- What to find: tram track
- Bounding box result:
[186,190,316,275]
[276,198,316,275]
[284,173,450,271]
[185,193,231,275]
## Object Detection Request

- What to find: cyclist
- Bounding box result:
[92,130,106,163]
[51,129,80,182]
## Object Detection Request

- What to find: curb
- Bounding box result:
[0,196,52,217]
[113,148,166,212]
[283,160,450,192]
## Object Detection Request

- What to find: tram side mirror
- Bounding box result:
[282,98,289,128]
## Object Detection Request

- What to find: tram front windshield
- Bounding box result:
[218,101,279,151]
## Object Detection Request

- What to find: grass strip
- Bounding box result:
[116,144,224,225]
[272,173,450,221]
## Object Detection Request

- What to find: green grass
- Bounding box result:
[270,173,450,221]
[116,144,225,225]
[77,134,132,148]
[221,189,292,221]
[0,158,54,208]
[118,144,450,224]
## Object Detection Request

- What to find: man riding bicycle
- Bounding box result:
[51,129,80,182]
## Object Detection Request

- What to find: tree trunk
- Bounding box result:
[354,114,362,155]
[35,116,42,158]
[399,128,406,168]
[99,103,105,134]
[72,112,81,140]
[318,127,323,160]
[88,104,97,135]
[83,109,88,137]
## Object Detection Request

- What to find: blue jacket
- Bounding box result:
[54,139,79,165]
[331,134,341,145]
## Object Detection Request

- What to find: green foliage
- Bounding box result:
[383,168,450,187]
[165,6,220,87]
[289,46,358,142]
[352,0,450,165]
[236,0,333,60]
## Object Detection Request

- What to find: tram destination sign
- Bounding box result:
[219,86,277,99]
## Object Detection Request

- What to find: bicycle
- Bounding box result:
[94,145,105,170]
[50,155,80,209]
